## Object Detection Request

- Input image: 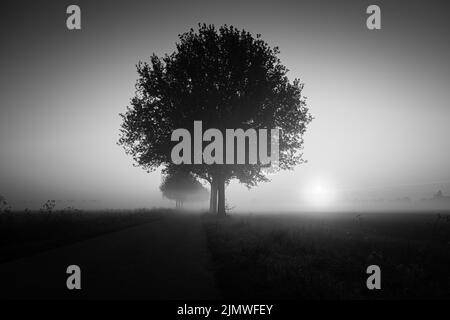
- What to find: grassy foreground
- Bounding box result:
[0,209,168,263]
[203,212,450,299]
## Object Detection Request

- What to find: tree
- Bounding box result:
[0,194,6,211]
[160,167,209,208]
[0,194,11,214]
[433,190,444,200]
[119,24,312,216]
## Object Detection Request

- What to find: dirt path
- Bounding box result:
[0,213,220,299]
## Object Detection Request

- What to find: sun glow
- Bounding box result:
[303,179,337,208]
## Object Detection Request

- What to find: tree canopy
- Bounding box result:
[119,23,312,215]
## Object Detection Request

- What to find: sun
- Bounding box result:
[304,180,336,208]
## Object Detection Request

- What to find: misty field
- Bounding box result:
[203,212,450,299]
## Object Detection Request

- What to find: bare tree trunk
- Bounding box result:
[217,176,226,217]
[209,179,218,214]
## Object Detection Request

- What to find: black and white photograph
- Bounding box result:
[0,0,450,312]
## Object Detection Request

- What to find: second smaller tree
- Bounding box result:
[160,169,209,209]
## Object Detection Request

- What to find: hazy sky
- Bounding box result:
[1,0,450,211]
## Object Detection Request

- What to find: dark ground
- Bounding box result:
[204,212,450,299]
[0,209,166,263]
[0,210,449,299]
[0,210,219,299]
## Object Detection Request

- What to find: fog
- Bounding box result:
[1,0,449,211]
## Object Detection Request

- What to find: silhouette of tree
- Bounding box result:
[434,190,444,199]
[0,194,11,214]
[119,24,312,216]
[0,194,6,210]
[160,167,209,208]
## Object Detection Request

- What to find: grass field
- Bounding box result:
[0,209,168,264]
[1,209,449,299]
[203,212,450,299]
